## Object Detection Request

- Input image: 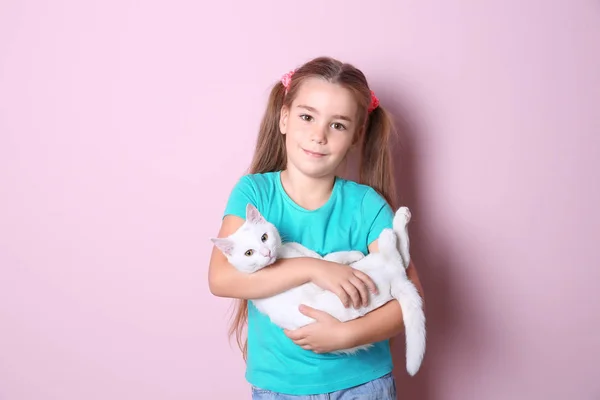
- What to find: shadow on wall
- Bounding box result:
[380,94,484,400]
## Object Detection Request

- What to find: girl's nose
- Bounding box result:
[311,125,327,144]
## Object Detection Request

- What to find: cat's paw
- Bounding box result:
[395,206,411,223]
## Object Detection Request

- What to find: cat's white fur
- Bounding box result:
[211,204,426,376]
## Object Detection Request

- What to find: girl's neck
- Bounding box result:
[280,168,336,211]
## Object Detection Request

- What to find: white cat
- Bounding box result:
[211,204,426,376]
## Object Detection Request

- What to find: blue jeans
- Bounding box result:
[250,372,397,399]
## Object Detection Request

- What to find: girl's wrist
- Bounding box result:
[305,258,330,283]
[338,323,357,349]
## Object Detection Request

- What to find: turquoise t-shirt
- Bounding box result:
[223,171,395,395]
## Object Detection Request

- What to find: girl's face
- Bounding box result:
[279,77,360,180]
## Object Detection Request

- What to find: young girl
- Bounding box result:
[208,56,423,399]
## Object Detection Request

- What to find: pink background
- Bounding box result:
[1,1,599,399]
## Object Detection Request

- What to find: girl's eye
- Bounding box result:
[331,122,346,131]
[261,233,268,242]
[300,114,313,122]
[245,250,254,256]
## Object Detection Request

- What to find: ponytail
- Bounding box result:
[248,82,288,174]
[359,105,398,210]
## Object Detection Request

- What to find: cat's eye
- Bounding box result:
[245,250,254,256]
[261,233,268,242]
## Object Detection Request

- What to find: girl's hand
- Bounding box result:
[284,305,353,353]
[310,259,378,308]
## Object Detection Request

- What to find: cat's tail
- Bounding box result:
[391,276,426,376]
[383,207,426,376]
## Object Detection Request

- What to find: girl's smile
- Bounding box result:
[302,148,328,158]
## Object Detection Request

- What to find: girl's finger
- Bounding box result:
[353,270,378,294]
[334,286,350,308]
[349,276,369,306]
[341,281,361,309]
[284,329,305,340]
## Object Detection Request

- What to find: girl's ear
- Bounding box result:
[279,105,289,135]
[352,125,365,146]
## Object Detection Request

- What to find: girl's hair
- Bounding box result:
[230,56,398,360]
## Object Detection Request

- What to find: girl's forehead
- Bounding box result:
[292,78,358,116]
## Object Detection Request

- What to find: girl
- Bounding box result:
[208,56,423,399]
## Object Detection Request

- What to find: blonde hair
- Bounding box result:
[230,56,398,360]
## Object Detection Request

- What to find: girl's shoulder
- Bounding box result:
[229,171,280,194]
[335,177,394,245]
[224,172,280,220]
[336,176,389,207]
[238,171,279,185]
[228,171,283,204]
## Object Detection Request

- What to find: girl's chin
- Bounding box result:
[288,160,339,178]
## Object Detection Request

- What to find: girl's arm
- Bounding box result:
[208,215,377,307]
[342,240,424,348]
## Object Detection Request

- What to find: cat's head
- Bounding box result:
[211,204,282,273]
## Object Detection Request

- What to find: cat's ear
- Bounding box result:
[246,203,265,224]
[211,237,234,256]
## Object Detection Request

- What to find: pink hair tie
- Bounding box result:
[281,70,295,94]
[368,90,380,113]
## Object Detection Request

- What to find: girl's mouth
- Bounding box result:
[302,148,326,158]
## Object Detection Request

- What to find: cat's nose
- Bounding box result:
[260,248,271,257]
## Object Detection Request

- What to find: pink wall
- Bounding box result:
[1,1,599,399]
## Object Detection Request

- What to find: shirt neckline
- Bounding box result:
[275,170,341,213]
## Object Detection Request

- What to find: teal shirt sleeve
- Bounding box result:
[362,187,395,247]
[223,175,258,220]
